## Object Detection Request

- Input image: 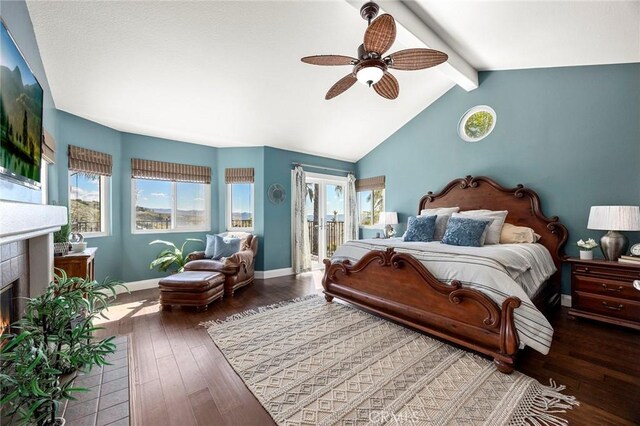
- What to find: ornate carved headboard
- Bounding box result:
[418,176,568,269]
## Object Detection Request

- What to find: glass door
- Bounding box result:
[304,174,347,269]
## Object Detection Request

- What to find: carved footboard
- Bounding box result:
[322,248,521,373]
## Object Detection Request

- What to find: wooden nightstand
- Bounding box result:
[567,258,640,330]
[54,247,97,281]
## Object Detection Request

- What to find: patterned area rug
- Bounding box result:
[205,295,577,425]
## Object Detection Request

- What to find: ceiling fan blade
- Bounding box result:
[301,55,358,66]
[386,48,448,71]
[373,72,399,100]
[364,14,396,55]
[325,74,357,100]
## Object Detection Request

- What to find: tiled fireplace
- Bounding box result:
[0,200,67,328]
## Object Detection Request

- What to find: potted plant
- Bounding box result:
[0,271,127,425]
[149,238,203,273]
[53,221,70,257]
[577,238,598,260]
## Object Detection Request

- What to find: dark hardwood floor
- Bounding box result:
[96,273,640,426]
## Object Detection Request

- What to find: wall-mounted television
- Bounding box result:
[0,19,44,189]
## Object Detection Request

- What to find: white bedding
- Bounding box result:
[331,239,557,355]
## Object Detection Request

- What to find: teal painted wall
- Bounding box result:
[54,111,123,282]
[49,114,355,281]
[0,1,57,203]
[119,132,219,282]
[263,147,356,270]
[356,64,640,293]
[216,147,265,269]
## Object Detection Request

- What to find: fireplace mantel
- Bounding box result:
[0,200,68,298]
[0,200,67,244]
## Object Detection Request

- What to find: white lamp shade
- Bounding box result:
[587,206,640,231]
[378,212,398,225]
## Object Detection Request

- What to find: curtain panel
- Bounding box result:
[68,145,112,176]
[131,158,211,184]
[355,175,385,191]
[345,173,358,241]
[292,166,311,273]
[225,168,255,184]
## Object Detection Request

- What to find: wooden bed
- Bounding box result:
[322,175,568,373]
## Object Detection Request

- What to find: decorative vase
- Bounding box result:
[579,250,593,260]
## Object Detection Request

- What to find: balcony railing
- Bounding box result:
[135,219,171,230]
[231,219,253,228]
[308,220,345,259]
[72,221,101,233]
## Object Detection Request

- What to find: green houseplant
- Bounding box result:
[0,271,127,425]
[149,238,203,273]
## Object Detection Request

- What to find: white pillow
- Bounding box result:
[420,207,460,240]
[452,210,508,245]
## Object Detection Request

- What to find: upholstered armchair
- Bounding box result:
[184,232,258,296]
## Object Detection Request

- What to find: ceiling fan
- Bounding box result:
[301,1,448,100]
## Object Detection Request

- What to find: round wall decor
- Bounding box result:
[268,183,286,204]
[458,105,497,143]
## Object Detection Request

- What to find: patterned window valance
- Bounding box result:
[68,145,112,176]
[355,175,385,191]
[42,130,56,164]
[225,168,254,184]
[131,158,211,184]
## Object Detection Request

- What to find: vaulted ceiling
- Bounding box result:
[26,1,640,162]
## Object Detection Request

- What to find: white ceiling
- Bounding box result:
[26,1,640,162]
[407,0,640,71]
[26,1,454,162]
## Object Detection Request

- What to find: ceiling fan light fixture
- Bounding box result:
[356,65,384,86]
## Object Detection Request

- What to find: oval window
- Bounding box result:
[458,106,497,142]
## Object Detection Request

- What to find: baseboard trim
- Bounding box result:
[119,278,160,294]
[255,268,295,280]
[561,294,572,308]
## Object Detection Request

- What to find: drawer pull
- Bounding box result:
[601,301,624,311]
[601,283,623,293]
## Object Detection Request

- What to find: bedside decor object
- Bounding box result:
[268,183,286,204]
[630,243,640,257]
[69,232,84,243]
[70,241,87,253]
[458,105,497,142]
[53,220,70,256]
[587,206,640,260]
[378,211,398,238]
[576,238,598,260]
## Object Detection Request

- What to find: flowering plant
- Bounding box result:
[576,238,598,251]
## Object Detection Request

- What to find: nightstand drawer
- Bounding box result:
[574,264,640,281]
[574,292,640,322]
[573,275,640,301]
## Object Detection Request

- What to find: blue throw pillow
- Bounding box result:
[403,215,437,242]
[441,217,491,247]
[204,234,217,258]
[211,234,241,260]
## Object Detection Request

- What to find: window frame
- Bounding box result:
[40,158,48,205]
[357,188,385,229]
[130,178,211,235]
[68,171,111,238]
[226,182,255,231]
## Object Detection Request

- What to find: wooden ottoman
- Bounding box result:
[159,271,225,312]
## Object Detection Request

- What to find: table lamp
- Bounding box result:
[379,212,398,238]
[587,206,640,260]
